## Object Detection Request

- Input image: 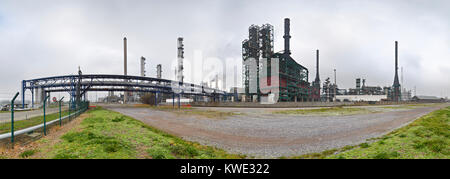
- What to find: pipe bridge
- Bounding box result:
[21,74,227,108]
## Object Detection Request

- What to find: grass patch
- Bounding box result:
[175,109,237,119]
[151,106,238,119]
[359,143,370,148]
[46,107,245,159]
[274,106,371,116]
[380,103,440,110]
[0,110,70,134]
[285,106,450,159]
[19,150,37,158]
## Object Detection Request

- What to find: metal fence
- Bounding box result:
[0,92,89,146]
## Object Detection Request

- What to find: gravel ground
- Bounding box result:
[104,103,448,158]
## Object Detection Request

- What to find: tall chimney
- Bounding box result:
[177,37,184,83]
[123,37,128,103]
[140,56,146,77]
[283,18,291,55]
[395,41,398,73]
[157,64,162,79]
[315,49,320,82]
[124,37,127,76]
[393,41,401,101]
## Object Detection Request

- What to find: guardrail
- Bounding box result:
[0,92,89,144]
[0,108,87,140]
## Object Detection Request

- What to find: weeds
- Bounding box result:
[19,150,37,158]
[274,107,371,116]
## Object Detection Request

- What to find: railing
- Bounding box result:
[0,92,89,144]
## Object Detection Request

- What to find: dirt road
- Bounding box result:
[104,104,448,158]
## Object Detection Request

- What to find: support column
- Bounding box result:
[154,92,158,107]
[21,80,26,108]
[178,94,181,109]
[31,88,34,109]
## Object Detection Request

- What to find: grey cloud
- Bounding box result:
[0,0,449,100]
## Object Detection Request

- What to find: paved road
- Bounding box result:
[105,104,448,158]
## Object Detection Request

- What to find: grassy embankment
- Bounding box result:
[274,106,372,116]
[0,111,69,134]
[286,106,450,159]
[33,107,244,159]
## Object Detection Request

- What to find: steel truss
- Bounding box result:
[21,74,227,108]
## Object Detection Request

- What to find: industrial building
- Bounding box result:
[412,96,444,103]
[242,18,311,102]
[336,95,388,102]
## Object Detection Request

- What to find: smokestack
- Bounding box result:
[177,37,184,83]
[124,37,127,76]
[395,41,398,73]
[157,64,162,79]
[123,37,128,103]
[315,49,320,81]
[283,18,291,55]
[393,41,401,101]
[140,56,146,77]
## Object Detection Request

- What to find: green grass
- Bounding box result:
[20,149,37,158]
[285,106,450,159]
[150,106,238,119]
[274,106,372,116]
[46,107,245,159]
[381,103,440,110]
[0,110,69,134]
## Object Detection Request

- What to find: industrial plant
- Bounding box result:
[239,18,416,104]
[13,17,444,109]
[1,1,448,162]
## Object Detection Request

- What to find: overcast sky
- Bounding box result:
[0,0,449,101]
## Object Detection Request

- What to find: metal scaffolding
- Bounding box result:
[242,18,310,102]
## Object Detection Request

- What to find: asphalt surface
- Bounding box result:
[104,103,448,158]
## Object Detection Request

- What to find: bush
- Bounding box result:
[140,93,156,105]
